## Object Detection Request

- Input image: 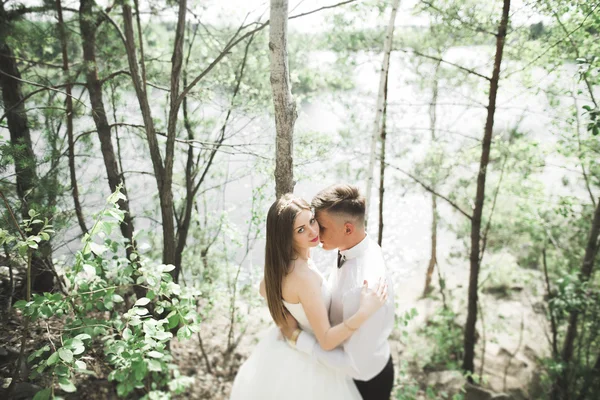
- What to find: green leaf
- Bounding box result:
[162,264,175,272]
[47,351,59,366]
[32,388,51,400]
[67,339,84,350]
[75,360,87,370]
[167,314,180,329]
[82,264,96,277]
[154,331,172,341]
[58,377,77,393]
[58,348,73,363]
[14,300,27,309]
[89,242,107,255]
[135,307,149,316]
[107,189,127,205]
[147,359,162,372]
[28,209,36,218]
[147,350,164,359]
[177,326,192,341]
[135,297,151,307]
[122,328,132,340]
[133,360,147,381]
[75,334,91,341]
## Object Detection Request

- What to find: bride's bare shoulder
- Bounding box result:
[287,260,322,292]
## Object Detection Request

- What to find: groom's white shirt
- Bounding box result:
[296,235,395,381]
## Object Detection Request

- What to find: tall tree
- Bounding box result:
[0,4,54,292]
[120,1,184,280]
[462,0,511,376]
[270,0,297,198]
[423,60,441,296]
[79,0,136,255]
[365,0,400,225]
[377,68,390,246]
[57,0,87,235]
[553,197,600,399]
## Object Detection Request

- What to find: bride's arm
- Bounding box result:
[297,273,386,351]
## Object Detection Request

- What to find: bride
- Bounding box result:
[230,194,388,399]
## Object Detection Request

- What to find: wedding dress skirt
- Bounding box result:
[229,326,360,399]
[230,265,361,400]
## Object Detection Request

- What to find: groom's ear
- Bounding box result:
[344,222,354,235]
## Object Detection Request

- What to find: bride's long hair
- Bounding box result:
[264,194,310,327]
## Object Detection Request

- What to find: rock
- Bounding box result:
[465,383,495,400]
[0,382,42,400]
[465,383,512,400]
[0,346,19,367]
[425,370,465,393]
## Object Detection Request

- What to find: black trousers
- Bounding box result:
[353,356,394,400]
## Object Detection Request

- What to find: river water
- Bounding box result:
[11,45,594,293]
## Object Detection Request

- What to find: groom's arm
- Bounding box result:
[295,286,394,380]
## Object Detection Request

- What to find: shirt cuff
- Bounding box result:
[296,330,317,355]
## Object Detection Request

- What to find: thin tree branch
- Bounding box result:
[177,0,357,105]
[504,2,600,78]
[551,9,598,108]
[479,154,508,265]
[398,48,492,81]
[385,162,473,220]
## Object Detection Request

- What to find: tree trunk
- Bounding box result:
[0,22,54,293]
[423,61,441,297]
[377,68,389,246]
[423,196,438,296]
[576,350,600,400]
[175,34,252,273]
[80,0,135,251]
[57,0,87,235]
[163,0,187,282]
[121,4,178,278]
[462,0,511,376]
[270,0,297,198]
[365,0,400,225]
[553,197,600,399]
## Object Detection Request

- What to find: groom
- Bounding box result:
[281,184,396,400]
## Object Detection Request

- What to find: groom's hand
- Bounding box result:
[280,310,299,339]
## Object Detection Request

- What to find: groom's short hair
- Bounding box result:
[311,184,366,225]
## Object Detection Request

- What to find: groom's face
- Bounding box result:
[314,210,345,251]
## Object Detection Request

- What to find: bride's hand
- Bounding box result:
[358,277,388,318]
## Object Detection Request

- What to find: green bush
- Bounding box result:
[5,190,200,399]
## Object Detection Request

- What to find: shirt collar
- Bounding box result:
[339,234,369,261]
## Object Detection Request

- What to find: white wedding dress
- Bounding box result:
[230,264,361,399]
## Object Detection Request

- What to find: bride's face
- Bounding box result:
[291,209,320,253]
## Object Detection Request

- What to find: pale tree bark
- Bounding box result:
[57,0,87,235]
[270,0,297,198]
[377,68,390,246]
[462,0,511,376]
[423,60,441,296]
[552,197,600,399]
[365,0,401,225]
